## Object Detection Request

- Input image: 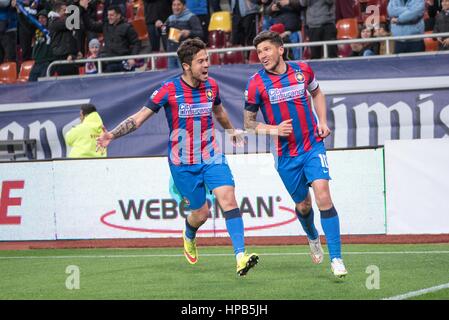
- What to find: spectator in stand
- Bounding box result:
[259,0,275,31]
[210,0,222,11]
[0,0,17,64]
[373,22,395,54]
[48,1,80,76]
[16,0,36,61]
[434,0,449,50]
[102,0,126,22]
[388,0,425,53]
[335,0,354,21]
[85,38,100,74]
[350,25,379,56]
[186,0,209,43]
[79,0,141,73]
[29,9,53,81]
[299,0,338,59]
[268,0,303,60]
[14,0,50,61]
[156,0,202,69]
[230,0,260,46]
[426,0,442,31]
[143,0,171,52]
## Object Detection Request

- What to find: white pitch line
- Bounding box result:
[0,250,449,260]
[382,282,449,300]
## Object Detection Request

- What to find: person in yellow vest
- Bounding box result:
[65,104,107,158]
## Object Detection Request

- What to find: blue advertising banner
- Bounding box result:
[0,54,448,159]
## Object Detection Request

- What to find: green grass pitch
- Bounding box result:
[0,244,448,300]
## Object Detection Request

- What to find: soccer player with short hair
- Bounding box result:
[243,31,348,278]
[97,38,258,276]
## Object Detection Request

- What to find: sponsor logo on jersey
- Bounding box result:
[179,102,213,117]
[268,84,305,103]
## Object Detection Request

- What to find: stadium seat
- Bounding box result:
[337,44,353,58]
[208,11,232,32]
[223,51,245,64]
[155,56,168,69]
[17,60,35,82]
[336,18,359,39]
[208,30,226,48]
[209,52,221,65]
[0,62,17,84]
[248,50,259,64]
[131,18,149,41]
[424,32,439,52]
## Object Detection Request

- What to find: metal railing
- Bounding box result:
[45,32,449,79]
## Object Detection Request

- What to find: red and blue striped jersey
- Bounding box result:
[146,76,222,165]
[245,61,322,157]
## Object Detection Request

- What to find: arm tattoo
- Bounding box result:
[110,117,137,139]
[244,111,258,132]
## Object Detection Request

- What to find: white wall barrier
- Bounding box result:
[385,139,449,234]
[0,149,385,241]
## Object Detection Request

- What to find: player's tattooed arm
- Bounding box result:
[244,110,259,133]
[110,117,137,139]
[108,107,155,140]
[244,110,292,137]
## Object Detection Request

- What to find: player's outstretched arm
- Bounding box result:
[244,110,292,137]
[310,87,331,138]
[97,107,155,148]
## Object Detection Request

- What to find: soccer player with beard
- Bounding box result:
[244,31,348,278]
[97,38,258,276]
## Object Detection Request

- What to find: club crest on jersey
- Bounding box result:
[295,72,305,83]
[206,89,214,101]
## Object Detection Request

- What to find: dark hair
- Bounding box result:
[253,31,284,48]
[81,104,97,116]
[53,1,66,13]
[107,5,122,15]
[172,0,186,4]
[177,38,207,69]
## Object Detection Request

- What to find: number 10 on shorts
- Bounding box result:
[318,154,329,169]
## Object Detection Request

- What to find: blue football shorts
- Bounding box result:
[169,154,235,210]
[276,143,331,204]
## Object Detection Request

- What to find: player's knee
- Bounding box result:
[296,200,312,215]
[218,194,238,211]
[191,205,210,224]
[314,192,333,210]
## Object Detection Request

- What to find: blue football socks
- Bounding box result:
[184,218,199,240]
[223,208,245,255]
[296,208,319,241]
[320,206,342,261]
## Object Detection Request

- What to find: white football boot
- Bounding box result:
[331,258,348,278]
[308,237,324,264]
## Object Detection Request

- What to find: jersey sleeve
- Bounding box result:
[145,83,169,113]
[244,77,262,113]
[213,82,222,106]
[305,63,319,93]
